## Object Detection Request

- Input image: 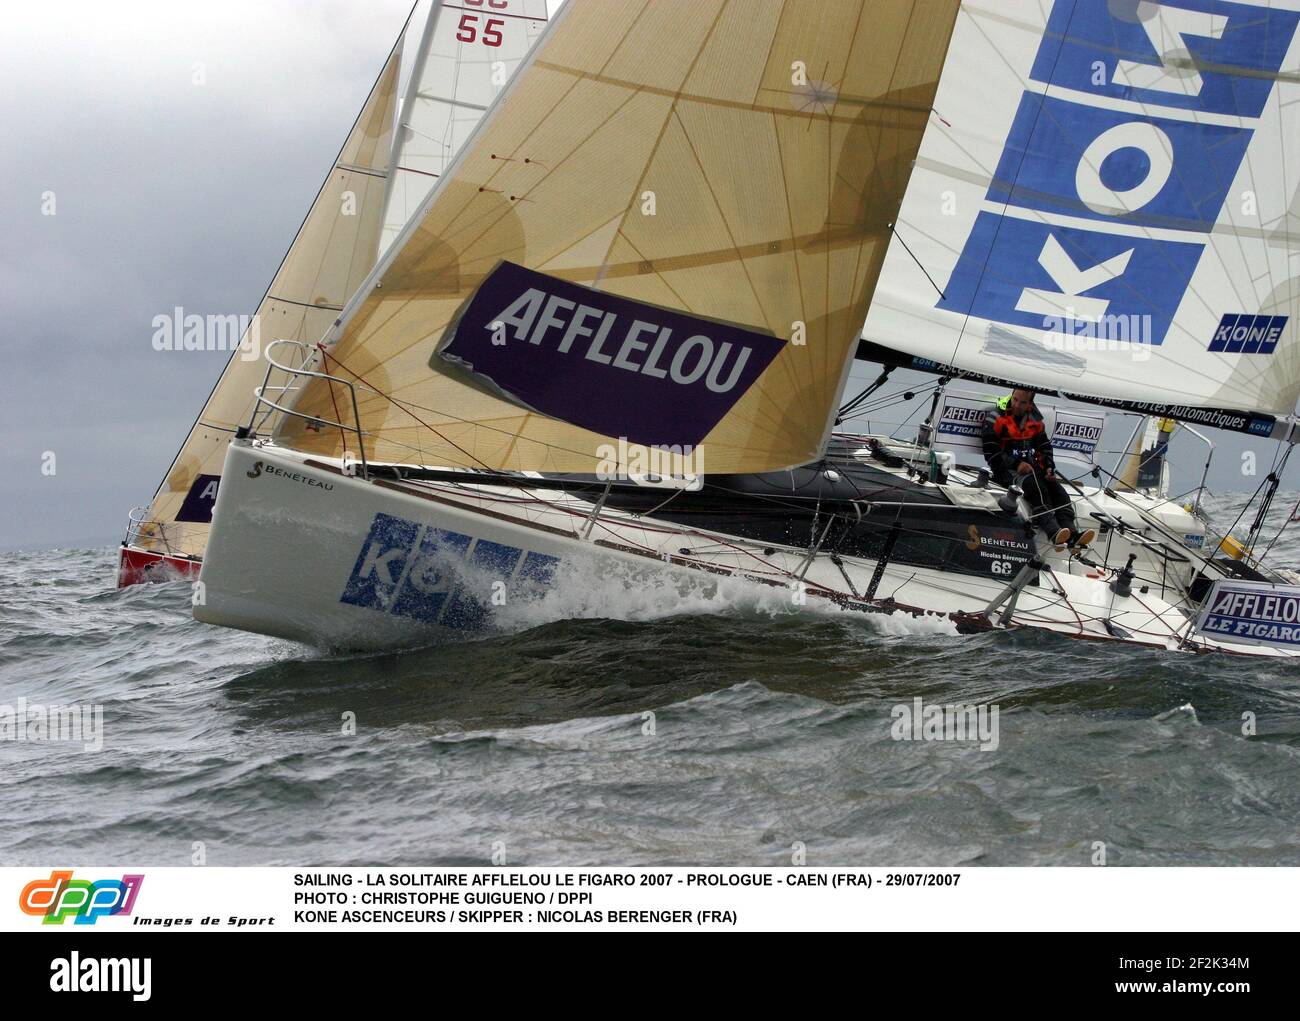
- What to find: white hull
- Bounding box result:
[195,441,1298,658]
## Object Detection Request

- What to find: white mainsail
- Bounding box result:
[860,0,1300,439]
[277,0,962,475]
[380,0,549,257]
[129,28,407,562]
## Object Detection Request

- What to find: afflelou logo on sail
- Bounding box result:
[435,262,786,447]
[940,0,1298,351]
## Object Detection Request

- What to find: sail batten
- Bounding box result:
[281,0,962,475]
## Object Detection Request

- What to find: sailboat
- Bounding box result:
[192,0,1300,658]
[117,0,548,586]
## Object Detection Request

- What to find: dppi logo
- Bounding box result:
[19,870,144,925]
[941,0,1298,350]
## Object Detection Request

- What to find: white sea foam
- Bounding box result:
[485,555,959,638]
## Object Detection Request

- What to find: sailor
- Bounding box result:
[982,388,1096,549]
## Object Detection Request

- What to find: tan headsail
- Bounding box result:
[133,30,405,561]
[280,0,960,475]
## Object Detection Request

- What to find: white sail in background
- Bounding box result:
[278,0,961,475]
[131,30,406,562]
[380,0,549,257]
[860,0,1300,438]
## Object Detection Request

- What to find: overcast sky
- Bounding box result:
[1,0,1293,551]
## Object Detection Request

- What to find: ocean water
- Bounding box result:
[2,493,1299,867]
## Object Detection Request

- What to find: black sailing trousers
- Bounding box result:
[1016,467,1078,536]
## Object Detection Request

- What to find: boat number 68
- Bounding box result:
[991,560,1014,576]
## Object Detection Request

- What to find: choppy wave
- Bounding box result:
[1,491,1299,865]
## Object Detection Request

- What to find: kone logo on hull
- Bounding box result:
[940,0,1298,348]
[341,512,558,628]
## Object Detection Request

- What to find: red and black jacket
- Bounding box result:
[981,405,1055,484]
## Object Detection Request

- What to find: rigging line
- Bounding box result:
[846,381,942,408]
[886,222,946,300]
[316,345,352,458]
[1179,471,1273,594]
[316,348,493,471]
[838,398,923,422]
[887,381,941,442]
[1252,461,1297,565]
[838,381,941,419]
[838,366,895,415]
[1248,444,1292,549]
[633,486,687,521]
[1039,564,1086,631]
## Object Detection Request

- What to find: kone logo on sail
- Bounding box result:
[940,0,1298,349]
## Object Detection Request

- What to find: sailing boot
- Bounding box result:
[1049,525,1072,550]
[1067,527,1097,550]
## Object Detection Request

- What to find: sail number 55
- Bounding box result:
[458,0,507,47]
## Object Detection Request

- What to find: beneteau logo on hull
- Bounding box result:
[434,261,785,447]
[940,0,1297,349]
[245,461,334,491]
